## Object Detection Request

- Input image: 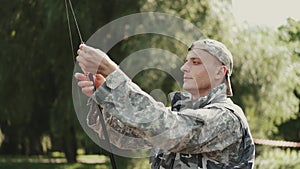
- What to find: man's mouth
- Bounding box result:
[183,76,193,82]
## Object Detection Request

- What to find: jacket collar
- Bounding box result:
[169,83,227,111]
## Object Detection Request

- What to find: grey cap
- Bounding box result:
[188,39,233,96]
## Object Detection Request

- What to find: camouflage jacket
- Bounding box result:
[87,69,255,169]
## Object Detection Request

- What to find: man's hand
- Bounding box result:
[74,73,105,97]
[76,44,118,77]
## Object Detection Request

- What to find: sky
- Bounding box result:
[232,0,300,28]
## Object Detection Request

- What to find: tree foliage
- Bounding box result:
[0,0,141,162]
[276,18,300,142]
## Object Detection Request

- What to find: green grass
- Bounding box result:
[3,149,300,169]
[0,154,150,169]
[0,162,110,169]
[0,154,110,169]
[3,150,300,169]
[2,149,300,169]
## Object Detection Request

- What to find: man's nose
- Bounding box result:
[180,62,189,72]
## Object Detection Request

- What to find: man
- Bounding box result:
[74,39,255,168]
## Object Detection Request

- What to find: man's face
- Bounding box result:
[180,49,222,98]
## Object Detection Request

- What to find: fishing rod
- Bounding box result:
[64,1,117,168]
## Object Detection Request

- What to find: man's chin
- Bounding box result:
[182,85,195,92]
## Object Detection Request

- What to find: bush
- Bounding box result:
[255,148,300,169]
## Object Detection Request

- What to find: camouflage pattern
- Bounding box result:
[87,69,255,168]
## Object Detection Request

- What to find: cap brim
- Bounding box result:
[225,75,233,96]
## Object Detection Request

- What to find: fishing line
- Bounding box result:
[64,1,117,169]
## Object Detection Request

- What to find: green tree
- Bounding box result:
[0,0,144,163]
[0,0,54,155]
[276,18,300,143]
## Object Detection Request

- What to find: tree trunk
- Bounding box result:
[63,125,77,163]
[0,124,20,155]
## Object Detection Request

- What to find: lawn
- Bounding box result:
[0,154,150,169]
[2,149,300,169]
[0,162,110,169]
[0,154,109,169]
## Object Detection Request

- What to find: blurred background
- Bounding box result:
[0,0,300,168]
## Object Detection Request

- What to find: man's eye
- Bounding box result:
[193,61,200,64]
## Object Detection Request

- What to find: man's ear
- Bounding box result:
[215,65,227,80]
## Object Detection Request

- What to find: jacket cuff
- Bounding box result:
[91,81,111,105]
[91,68,129,104]
[105,68,130,89]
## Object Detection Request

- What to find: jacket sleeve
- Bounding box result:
[88,68,243,153]
[86,98,152,150]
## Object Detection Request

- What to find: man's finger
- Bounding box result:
[78,81,93,88]
[76,52,89,63]
[74,73,89,81]
[94,74,106,88]
[78,62,88,74]
[80,44,96,54]
[82,86,94,97]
